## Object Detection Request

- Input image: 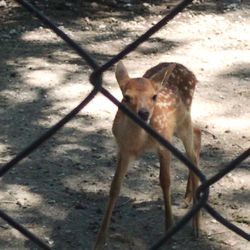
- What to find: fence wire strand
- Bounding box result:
[0,0,249,249]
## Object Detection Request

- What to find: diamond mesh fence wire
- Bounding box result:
[0,0,249,249]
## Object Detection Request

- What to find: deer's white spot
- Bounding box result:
[186,97,191,105]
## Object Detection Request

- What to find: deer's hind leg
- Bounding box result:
[183,125,201,206]
[176,117,201,237]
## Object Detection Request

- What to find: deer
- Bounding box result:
[94,61,202,249]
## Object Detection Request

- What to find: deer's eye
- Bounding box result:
[123,95,131,103]
[152,94,157,101]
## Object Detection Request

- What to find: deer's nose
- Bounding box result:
[138,108,150,122]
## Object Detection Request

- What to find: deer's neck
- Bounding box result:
[113,112,148,153]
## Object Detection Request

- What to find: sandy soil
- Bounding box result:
[0,0,249,249]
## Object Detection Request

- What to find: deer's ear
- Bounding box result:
[150,63,176,90]
[115,61,130,91]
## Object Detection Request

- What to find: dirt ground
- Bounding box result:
[0,0,249,249]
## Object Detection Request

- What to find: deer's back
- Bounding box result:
[144,62,197,108]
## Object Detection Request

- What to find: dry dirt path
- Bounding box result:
[0,1,249,249]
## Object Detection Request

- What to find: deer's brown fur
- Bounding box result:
[94,61,201,249]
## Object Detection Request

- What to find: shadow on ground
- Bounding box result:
[0,1,249,250]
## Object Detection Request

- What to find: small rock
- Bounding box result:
[84,17,91,24]
[44,236,54,245]
[9,29,18,35]
[99,24,106,29]
[0,0,7,8]
[109,17,117,23]
[58,25,65,31]
[211,219,218,224]
[142,3,151,9]
[65,2,73,8]
[91,2,98,8]
[123,3,132,9]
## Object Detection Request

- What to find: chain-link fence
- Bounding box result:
[0,0,249,249]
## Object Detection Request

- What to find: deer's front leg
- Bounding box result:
[94,151,132,250]
[158,149,174,231]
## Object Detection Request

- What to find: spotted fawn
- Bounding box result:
[94,61,202,249]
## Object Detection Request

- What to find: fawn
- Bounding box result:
[94,61,201,249]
